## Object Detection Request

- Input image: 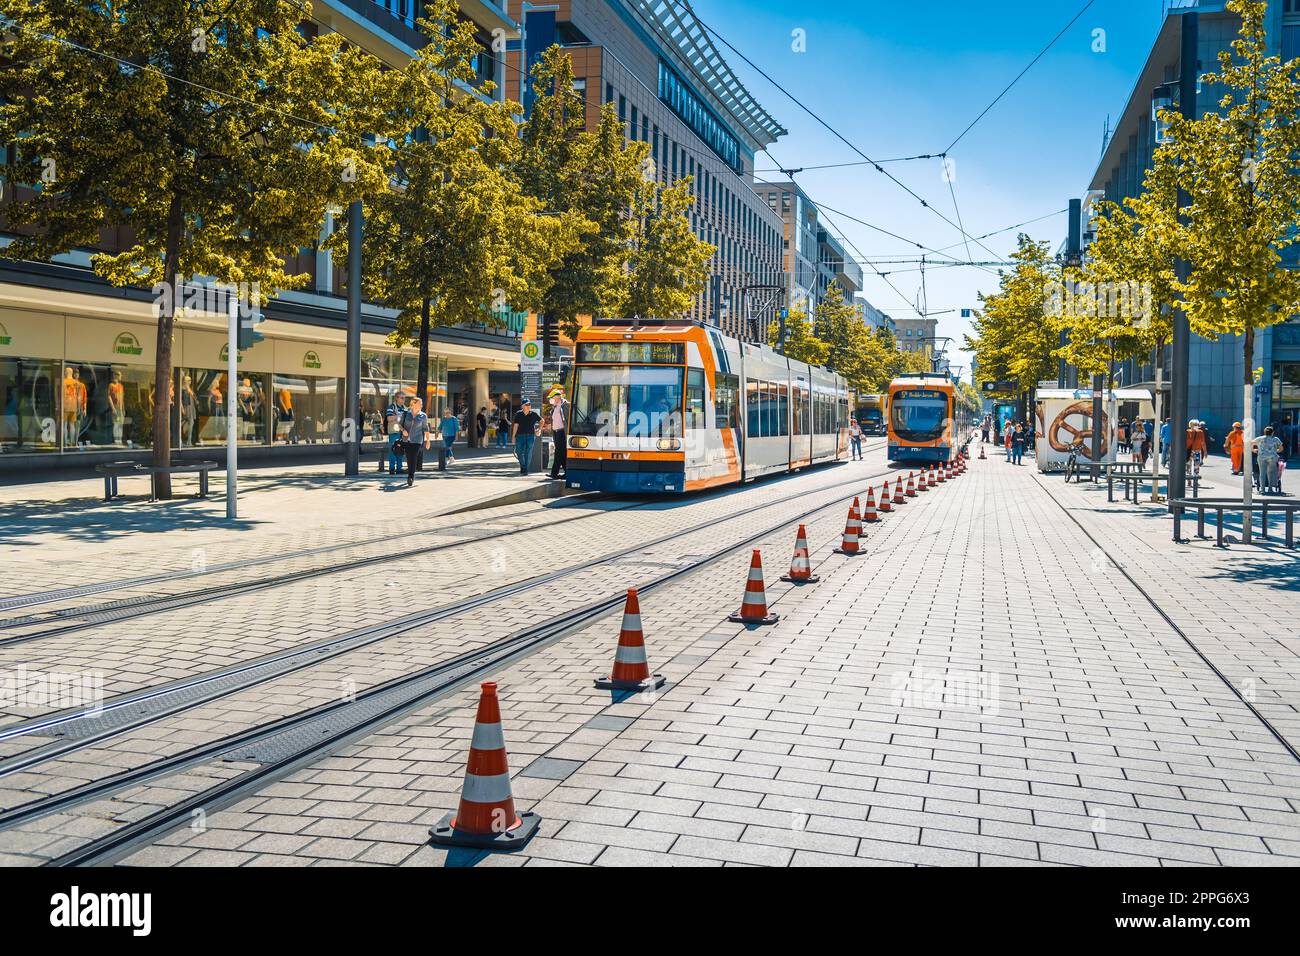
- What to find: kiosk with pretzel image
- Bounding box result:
[1033,388,1155,472]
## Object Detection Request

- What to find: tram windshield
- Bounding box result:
[571,365,684,438]
[891,392,950,442]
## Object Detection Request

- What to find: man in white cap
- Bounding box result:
[511,399,542,475]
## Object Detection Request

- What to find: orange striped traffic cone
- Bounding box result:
[862,486,880,522]
[905,472,917,497]
[892,479,906,505]
[878,481,893,513]
[935,464,946,484]
[834,500,864,556]
[782,524,821,582]
[595,588,665,692]
[729,550,780,624]
[430,682,540,849]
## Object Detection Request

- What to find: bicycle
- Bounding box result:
[1063,442,1086,483]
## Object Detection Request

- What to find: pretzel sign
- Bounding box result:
[1049,400,1108,457]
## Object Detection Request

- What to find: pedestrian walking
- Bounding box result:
[384,393,408,475]
[849,418,863,460]
[1117,418,1129,455]
[1254,426,1285,494]
[495,407,511,447]
[1130,421,1147,464]
[476,406,488,446]
[1225,422,1245,475]
[1004,423,1015,462]
[512,399,541,475]
[1186,418,1208,480]
[546,387,570,480]
[439,406,460,464]
[981,415,990,444]
[1011,423,1027,465]
[399,397,432,487]
[1159,419,1172,466]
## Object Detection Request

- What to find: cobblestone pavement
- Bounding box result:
[20,447,1288,868]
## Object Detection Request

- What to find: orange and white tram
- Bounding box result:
[565,319,848,494]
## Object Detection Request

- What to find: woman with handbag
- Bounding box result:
[400,397,432,487]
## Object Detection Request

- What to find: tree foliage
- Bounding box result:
[0,0,393,493]
[965,234,1060,396]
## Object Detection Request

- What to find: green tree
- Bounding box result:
[965,234,1060,399]
[515,47,640,341]
[0,0,393,495]
[332,1,583,409]
[621,178,713,319]
[816,283,890,392]
[766,306,828,365]
[1147,0,1300,506]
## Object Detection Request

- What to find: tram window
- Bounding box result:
[715,373,739,430]
[776,383,789,437]
[791,387,804,436]
[685,369,706,430]
[746,379,761,437]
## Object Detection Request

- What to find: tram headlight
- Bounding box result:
[570,436,589,448]
[656,438,681,451]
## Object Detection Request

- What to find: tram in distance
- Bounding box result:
[887,372,955,464]
[854,393,887,436]
[565,319,849,494]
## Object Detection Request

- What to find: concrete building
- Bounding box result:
[894,316,940,356]
[511,0,787,342]
[0,0,525,470]
[1083,0,1300,440]
[817,229,863,303]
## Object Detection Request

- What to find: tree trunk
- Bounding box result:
[417,297,431,465]
[152,196,184,499]
[1242,325,1255,542]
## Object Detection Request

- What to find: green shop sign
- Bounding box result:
[303,350,322,370]
[113,332,144,356]
[0,321,10,346]
[219,344,243,364]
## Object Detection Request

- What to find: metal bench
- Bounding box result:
[93,461,219,501]
[1106,470,1198,502]
[1170,496,1300,548]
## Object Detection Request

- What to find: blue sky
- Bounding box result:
[692,0,1170,375]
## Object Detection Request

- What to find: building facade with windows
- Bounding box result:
[894,317,939,355]
[1084,0,1300,440]
[753,179,824,315]
[510,0,787,342]
[0,0,525,470]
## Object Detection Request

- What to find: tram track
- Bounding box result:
[0,456,903,865]
[0,498,637,646]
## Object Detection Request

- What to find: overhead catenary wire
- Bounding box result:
[687,11,1008,264]
[942,0,1098,155]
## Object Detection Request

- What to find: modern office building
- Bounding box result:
[0,1,525,471]
[1083,0,1300,438]
[511,0,787,342]
[753,178,869,316]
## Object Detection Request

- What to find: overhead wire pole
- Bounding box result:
[1169,10,1198,533]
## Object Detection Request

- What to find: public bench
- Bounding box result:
[94,461,219,502]
[1170,496,1300,548]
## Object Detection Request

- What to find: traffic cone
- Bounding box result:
[729,550,779,624]
[905,472,917,497]
[862,486,880,521]
[834,501,863,556]
[935,463,946,484]
[979,443,986,459]
[595,588,665,692]
[782,524,820,582]
[892,480,906,505]
[430,682,540,850]
[879,481,893,512]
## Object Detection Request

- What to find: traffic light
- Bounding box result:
[540,313,559,357]
[237,310,265,351]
